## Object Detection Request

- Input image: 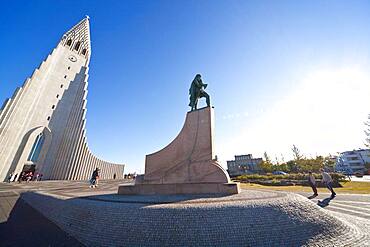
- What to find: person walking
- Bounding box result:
[320,168,336,198]
[18,172,24,183]
[7,173,13,183]
[26,172,33,183]
[95,168,100,187]
[308,171,318,197]
[13,173,18,182]
[90,168,100,188]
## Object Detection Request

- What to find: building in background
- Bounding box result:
[0,17,124,181]
[335,149,370,174]
[227,154,263,176]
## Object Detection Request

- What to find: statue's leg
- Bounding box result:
[201,92,210,107]
[189,96,194,110]
[205,93,210,107]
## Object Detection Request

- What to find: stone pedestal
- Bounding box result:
[118,107,239,195]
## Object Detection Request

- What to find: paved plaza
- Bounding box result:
[1,180,370,246]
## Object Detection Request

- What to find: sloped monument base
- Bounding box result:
[118,107,239,195]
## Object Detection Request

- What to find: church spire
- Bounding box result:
[60,16,91,58]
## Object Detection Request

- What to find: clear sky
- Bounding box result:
[1,0,370,173]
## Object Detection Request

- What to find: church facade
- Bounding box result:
[0,17,124,181]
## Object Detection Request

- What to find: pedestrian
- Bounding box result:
[308,171,318,197]
[90,168,99,188]
[95,168,100,187]
[7,173,13,183]
[13,173,18,182]
[26,172,33,182]
[18,172,24,183]
[39,173,43,181]
[320,168,336,198]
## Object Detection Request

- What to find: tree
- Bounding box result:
[280,154,285,163]
[365,114,370,148]
[323,156,335,171]
[286,160,298,172]
[264,151,271,164]
[292,144,303,161]
[260,151,273,173]
[274,156,280,165]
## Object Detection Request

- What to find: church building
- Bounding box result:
[0,17,124,181]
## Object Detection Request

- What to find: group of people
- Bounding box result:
[308,168,336,198]
[123,173,136,179]
[7,171,43,183]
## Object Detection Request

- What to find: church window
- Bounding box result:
[68,66,71,70]
[82,49,87,55]
[60,84,63,88]
[27,133,45,162]
[74,41,81,51]
[66,39,72,46]
[64,75,67,79]
[47,116,50,121]
[56,94,59,98]
[52,105,55,109]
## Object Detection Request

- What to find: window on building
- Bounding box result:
[56,94,59,98]
[74,41,81,51]
[47,116,50,121]
[66,39,72,46]
[60,84,63,88]
[82,49,87,55]
[68,66,71,70]
[27,133,45,162]
[64,75,67,79]
[52,105,55,109]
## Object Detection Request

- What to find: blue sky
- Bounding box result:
[1,0,370,173]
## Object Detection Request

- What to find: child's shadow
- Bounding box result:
[317,197,334,208]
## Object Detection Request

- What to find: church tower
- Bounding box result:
[0,17,124,181]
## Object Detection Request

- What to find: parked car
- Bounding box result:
[354,173,363,178]
[272,171,287,175]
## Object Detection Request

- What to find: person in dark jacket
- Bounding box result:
[308,171,318,198]
[89,168,100,188]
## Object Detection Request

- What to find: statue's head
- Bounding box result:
[195,74,201,78]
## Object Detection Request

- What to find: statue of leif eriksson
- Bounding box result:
[188,74,210,111]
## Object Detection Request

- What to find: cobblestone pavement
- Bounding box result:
[0,182,89,247]
[0,180,129,247]
[1,180,370,246]
[6,180,368,220]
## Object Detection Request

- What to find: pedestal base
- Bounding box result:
[118,182,240,195]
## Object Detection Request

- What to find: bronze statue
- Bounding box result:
[189,74,210,111]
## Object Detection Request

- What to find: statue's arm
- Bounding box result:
[199,79,208,89]
[197,78,204,87]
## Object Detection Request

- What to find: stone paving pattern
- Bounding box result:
[0,183,83,246]
[20,186,370,246]
[1,180,370,246]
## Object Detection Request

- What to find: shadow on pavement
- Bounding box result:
[0,196,84,247]
[78,192,231,204]
[317,196,334,208]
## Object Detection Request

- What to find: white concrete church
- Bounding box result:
[0,17,124,181]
